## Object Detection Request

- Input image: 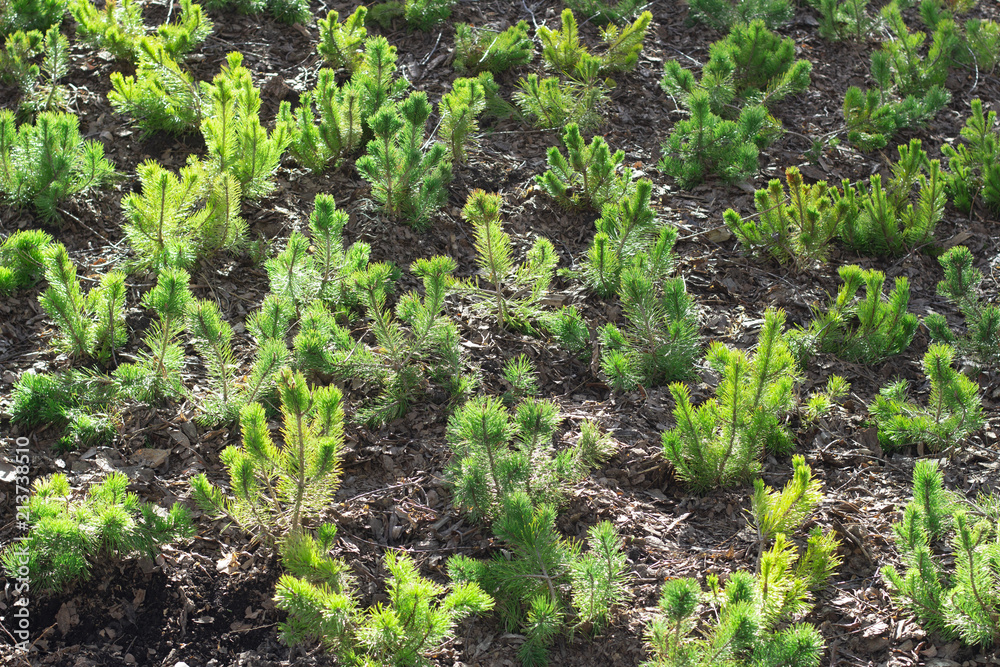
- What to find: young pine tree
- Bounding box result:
[187,298,239,424]
[453,20,534,75]
[942,98,1000,213]
[1,472,192,592]
[686,0,793,31]
[316,6,367,73]
[461,190,557,332]
[356,91,452,226]
[661,309,800,492]
[535,122,627,210]
[191,368,344,541]
[438,75,488,166]
[789,265,918,365]
[514,53,611,133]
[925,246,1000,369]
[870,343,983,454]
[277,69,363,174]
[0,228,52,294]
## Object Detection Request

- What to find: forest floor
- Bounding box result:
[3,0,1000,665]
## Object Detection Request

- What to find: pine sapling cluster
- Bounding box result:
[870,343,983,454]
[438,74,489,165]
[11,368,120,450]
[925,246,1000,369]
[202,0,309,25]
[0,110,116,219]
[515,52,611,133]
[646,457,839,667]
[0,0,67,34]
[536,8,652,75]
[884,460,1000,646]
[810,0,875,40]
[356,91,451,226]
[2,25,70,119]
[942,99,1000,213]
[70,0,211,63]
[461,190,557,332]
[536,123,627,210]
[447,492,630,667]
[316,6,366,73]
[686,0,792,31]
[789,265,918,365]
[274,525,494,664]
[661,309,800,491]
[192,368,344,541]
[564,0,645,25]
[0,472,192,592]
[368,0,458,31]
[453,20,533,75]
[724,166,854,270]
[277,68,363,173]
[0,228,52,293]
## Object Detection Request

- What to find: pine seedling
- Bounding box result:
[0,0,67,34]
[724,166,854,270]
[87,269,128,363]
[686,0,793,31]
[880,2,950,97]
[582,179,674,297]
[870,343,983,454]
[515,53,611,133]
[447,492,628,667]
[438,75,487,166]
[0,109,116,219]
[502,354,539,405]
[539,306,591,358]
[202,52,290,200]
[883,460,1000,646]
[202,0,308,24]
[1,473,192,593]
[461,190,557,332]
[108,38,205,136]
[15,24,69,119]
[840,139,945,255]
[0,28,43,92]
[811,0,876,40]
[804,375,850,422]
[925,246,1000,369]
[192,368,344,541]
[121,160,209,271]
[658,92,768,188]
[307,193,370,311]
[536,123,626,210]
[564,0,644,25]
[277,70,362,174]
[598,10,652,74]
[453,21,534,75]
[368,0,456,31]
[266,231,319,312]
[316,6,366,73]
[0,228,52,293]
[356,91,452,226]
[964,19,1000,76]
[751,455,822,548]
[842,83,949,152]
[446,393,614,522]
[69,0,144,62]
[38,243,96,360]
[187,298,239,424]
[11,368,120,450]
[662,309,800,492]
[537,8,586,74]
[600,270,699,392]
[354,35,409,129]
[248,293,294,344]
[942,99,1000,213]
[114,267,192,401]
[155,0,212,58]
[790,265,918,365]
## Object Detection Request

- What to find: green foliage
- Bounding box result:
[963,18,1000,75]
[942,99,1000,213]
[448,493,630,666]
[839,139,944,255]
[564,0,645,26]
[38,243,127,363]
[461,190,557,332]
[187,298,239,424]
[539,305,591,358]
[354,35,409,129]
[10,368,120,450]
[842,83,948,152]
[70,0,143,61]
[0,109,116,219]
[880,2,950,97]
[0,0,66,35]
[724,166,854,270]
[278,69,363,173]
[438,74,488,166]
[113,267,193,401]
[317,6,366,73]
[0,228,52,293]
[191,368,344,540]
[537,8,651,75]
[789,265,918,365]
[581,179,675,297]
[884,460,1000,646]
[446,391,615,522]
[925,246,1000,369]
[2,25,69,120]
[1,473,192,592]
[536,8,585,75]
[536,123,627,210]
[661,309,800,492]
[0,27,42,90]
[658,91,769,188]
[810,0,875,40]
[356,91,451,226]
[597,10,653,73]
[514,53,611,133]
[751,455,822,547]
[202,0,309,25]
[275,528,493,664]
[368,0,457,31]
[600,268,699,392]
[155,0,212,57]
[686,0,793,31]
[453,20,534,75]
[870,343,983,454]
